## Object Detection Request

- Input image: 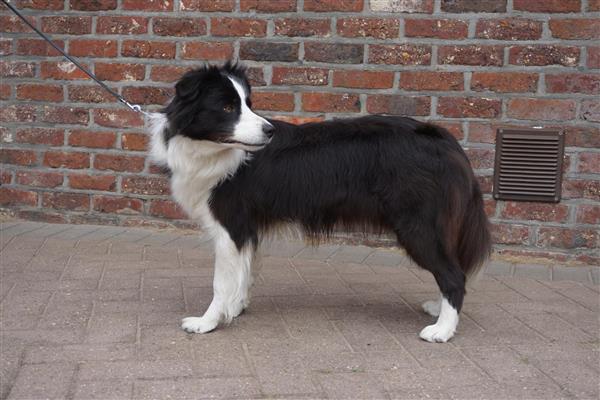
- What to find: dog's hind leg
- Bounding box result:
[397,227,465,343]
[182,225,253,334]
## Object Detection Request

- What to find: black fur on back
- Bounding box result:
[209,114,492,314]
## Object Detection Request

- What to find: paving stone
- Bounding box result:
[7,363,75,400]
[295,244,340,260]
[329,245,374,263]
[261,239,306,257]
[133,377,261,399]
[364,249,404,267]
[514,263,551,280]
[73,379,134,400]
[317,372,388,399]
[552,265,592,282]
[483,260,513,276]
[86,313,138,344]
[0,338,26,400]
[24,343,136,364]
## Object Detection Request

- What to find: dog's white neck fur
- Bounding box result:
[148,112,246,228]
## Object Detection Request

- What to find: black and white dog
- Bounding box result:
[149,62,491,342]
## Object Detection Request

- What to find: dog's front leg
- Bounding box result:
[182,226,253,333]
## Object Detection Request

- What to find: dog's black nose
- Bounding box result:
[262,123,274,139]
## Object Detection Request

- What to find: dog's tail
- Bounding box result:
[454,181,492,279]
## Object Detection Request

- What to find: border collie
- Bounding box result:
[148,62,491,343]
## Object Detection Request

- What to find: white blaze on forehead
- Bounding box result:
[227,77,249,108]
[227,76,271,146]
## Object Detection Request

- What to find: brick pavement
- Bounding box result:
[0,220,598,400]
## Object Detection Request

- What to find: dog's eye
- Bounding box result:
[223,105,234,113]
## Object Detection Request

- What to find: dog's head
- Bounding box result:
[153,62,274,159]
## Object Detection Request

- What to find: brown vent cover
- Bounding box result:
[493,128,565,203]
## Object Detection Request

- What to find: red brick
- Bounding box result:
[274,18,330,37]
[0,85,9,100]
[121,86,172,106]
[1,170,12,185]
[16,128,64,146]
[149,199,187,219]
[43,106,89,125]
[491,223,530,245]
[16,171,63,188]
[337,18,399,39]
[334,70,394,89]
[581,100,600,123]
[17,0,64,9]
[501,202,569,222]
[247,67,266,86]
[588,47,600,69]
[44,151,90,169]
[578,152,600,174]
[477,175,493,193]
[0,188,37,207]
[252,92,295,112]
[180,0,234,11]
[151,66,190,82]
[441,0,506,12]
[468,122,502,144]
[16,39,64,56]
[67,86,116,103]
[303,93,360,113]
[400,71,463,91]
[562,179,600,200]
[471,72,538,93]
[304,0,362,11]
[181,42,233,60]
[0,15,36,33]
[152,18,207,36]
[69,174,117,191]
[41,16,92,34]
[476,19,542,40]
[435,121,464,140]
[122,0,173,10]
[122,41,176,59]
[370,0,433,12]
[211,18,266,37]
[483,198,496,217]
[576,204,600,224]
[0,149,36,166]
[537,227,598,249]
[93,109,144,128]
[590,0,600,10]
[69,40,118,57]
[513,0,581,12]
[304,42,363,64]
[96,16,149,34]
[0,39,11,56]
[509,46,580,67]
[465,148,495,169]
[272,67,328,86]
[545,74,600,95]
[0,105,36,123]
[564,126,600,148]
[42,192,89,211]
[404,19,468,39]
[122,133,149,151]
[41,61,91,80]
[438,45,503,66]
[70,0,117,10]
[18,210,68,223]
[93,196,143,214]
[240,0,297,12]
[0,61,35,78]
[122,176,170,195]
[507,98,576,121]
[366,95,430,116]
[240,41,298,62]
[550,19,600,40]
[68,130,116,149]
[273,115,325,125]
[94,154,145,172]
[95,63,145,82]
[438,97,501,118]
[369,44,431,65]
[16,84,63,102]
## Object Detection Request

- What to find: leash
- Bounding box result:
[1,0,149,116]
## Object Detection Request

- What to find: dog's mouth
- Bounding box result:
[219,138,270,151]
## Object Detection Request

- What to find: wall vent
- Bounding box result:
[493,128,565,203]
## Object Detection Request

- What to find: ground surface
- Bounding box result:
[0,220,598,400]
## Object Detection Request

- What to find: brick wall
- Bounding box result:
[1,0,598,264]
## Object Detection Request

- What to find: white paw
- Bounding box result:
[422,299,441,317]
[181,316,218,334]
[419,323,455,343]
